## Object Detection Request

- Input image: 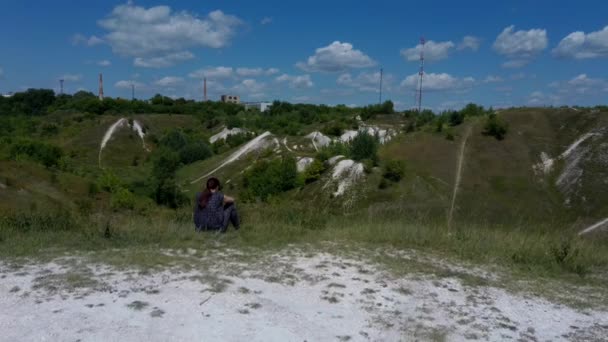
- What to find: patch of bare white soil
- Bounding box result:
[1,248,606,341]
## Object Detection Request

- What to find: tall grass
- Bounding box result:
[1,203,606,280]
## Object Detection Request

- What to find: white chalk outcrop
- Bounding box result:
[305,131,332,151]
[534,133,599,176]
[209,127,248,144]
[338,126,396,144]
[297,157,314,173]
[326,159,364,197]
[99,118,148,166]
[192,132,277,183]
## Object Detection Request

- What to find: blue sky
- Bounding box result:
[1,0,607,110]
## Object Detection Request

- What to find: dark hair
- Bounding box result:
[199,177,221,209]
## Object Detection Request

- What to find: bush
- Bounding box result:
[179,142,212,164]
[483,114,508,140]
[10,140,63,168]
[159,130,188,150]
[111,188,136,210]
[349,133,378,163]
[98,170,122,193]
[153,177,187,209]
[321,122,345,137]
[243,157,298,201]
[316,141,349,162]
[448,111,464,126]
[302,159,326,184]
[225,116,243,129]
[383,160,406,183]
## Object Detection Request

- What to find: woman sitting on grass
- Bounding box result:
[194,177,240,233]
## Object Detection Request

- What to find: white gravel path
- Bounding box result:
[1,250,606,341]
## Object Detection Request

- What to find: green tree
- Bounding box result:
[483,114,508,140]
[349,133,378,163]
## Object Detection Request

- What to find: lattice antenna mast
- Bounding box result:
[417,36,426,112]
[59,79,64,95]
[378,68,383,105]
[204,77,207,101]
[98,73,104,101]
[131,83,135,101]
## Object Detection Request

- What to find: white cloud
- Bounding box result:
[266,68,280,75]
[548,74,608,97]
[189,66,234,79]
[502,60,529,68]
[510,72,526,80]
[232,79,267,99]
[261,17,272,25]
[458,36,481,51]
[297,41,375,72]
[483,75,503,83]
[97,60,112,67]
[527,90,560,106]
[400,72,475,91]
[97,3,241,67]
[493,25,547,68]
[72,34,104,46]
[154,76,184,87]
[337,71,392,92]
[553,26,608,59]
[566,74,607,94]
[236,67,264,77]
[276,74,314,88]
[401,40,455,62]
[134,51,194,68]
[60,74,83,82]
[115,80,145,89]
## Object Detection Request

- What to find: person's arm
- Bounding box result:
[223,195,235,204]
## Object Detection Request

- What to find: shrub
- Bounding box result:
[302,159,326,184]
[448,111,464,126]
[321,123,345,137]
[111,188,136,210]
[225,116,243,129]
[179,142,212,164]
[98,170,122,193]
[483,114,508,140]
[9,140,63,168]
[383,160,406,183]
[243,157,298,201]
[159,130,188,150]
[153,177,187,209]
[349,133,378,163]
[316,141,349,162]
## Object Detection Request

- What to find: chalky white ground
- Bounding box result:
[1,249,606,341]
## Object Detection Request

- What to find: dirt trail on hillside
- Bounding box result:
[448,125,472,230]
[1,248,606,341]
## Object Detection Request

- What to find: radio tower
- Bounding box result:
[203,77,207,101]
[378,68,383,105]
[59,79,64,95]
[131,83,135,101]
[98,73,104,101]
[416,36,426,112]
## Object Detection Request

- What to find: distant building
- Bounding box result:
[220,94,240,104]
[243,102,272,112]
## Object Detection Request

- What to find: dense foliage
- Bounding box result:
[242,157,299,201]
[483,114,509,140]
